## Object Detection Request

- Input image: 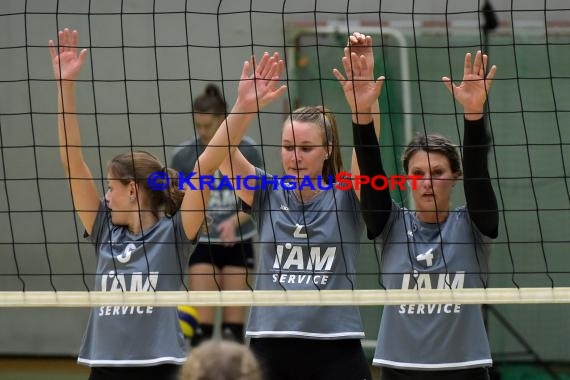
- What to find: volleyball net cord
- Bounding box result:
[1,288,570,308]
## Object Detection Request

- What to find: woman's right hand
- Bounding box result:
[234,52,287,113]
[49,28,88,82]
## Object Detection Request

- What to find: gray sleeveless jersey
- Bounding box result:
[171,136,261,243]
[245,168,365,339]
[78,201,195,367]
[373,202,493,369]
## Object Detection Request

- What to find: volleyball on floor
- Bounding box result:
[177,306,200,338]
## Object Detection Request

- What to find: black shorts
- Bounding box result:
[88,364,180,380]
[381,366,490,380]
[250,337,371,380]
[189,239,255,269]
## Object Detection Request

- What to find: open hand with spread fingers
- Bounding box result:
[48,28,88,82]
[333,51,384,124]
[442,50,497,119]
[234,52,287,114]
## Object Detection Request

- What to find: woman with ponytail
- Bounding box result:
[195,34,380,380]
[49,27,283,380]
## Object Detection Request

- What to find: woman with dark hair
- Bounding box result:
[171,83,262,346]
[342,40,499,380]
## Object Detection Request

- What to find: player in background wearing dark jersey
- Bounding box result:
[49,28,283,380]
[345,34,499,380]
[193,34,380,380]
[171,84,262,347]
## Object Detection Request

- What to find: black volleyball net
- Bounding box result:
[1,0,570,365]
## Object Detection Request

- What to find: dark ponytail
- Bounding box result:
[193,83,227,116]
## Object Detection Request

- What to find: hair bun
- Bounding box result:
[205,83,221,97]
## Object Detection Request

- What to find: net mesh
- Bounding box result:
[1,0,570,362]
[2,1,569,302]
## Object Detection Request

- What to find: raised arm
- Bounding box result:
[442,51,499,238]
[49,28,100,235]
[341,33,382,181]
[191,53,286,208]
[333,35,391,237]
